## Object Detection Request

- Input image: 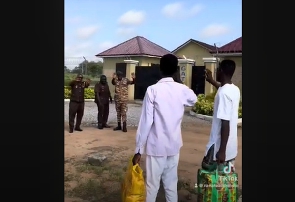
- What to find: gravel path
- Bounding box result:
[64,101,211,127]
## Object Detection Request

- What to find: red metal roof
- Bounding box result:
[211,37,242,54]
[172,39,216,53]
[95,36,172,57]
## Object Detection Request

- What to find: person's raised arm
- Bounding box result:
[205,69,220,89]
[134,87,154,155]
[69,79,77,87]
[127,72,135,85]
[83,78,91,88]
[183,86,198,106]
[111,72,117,85]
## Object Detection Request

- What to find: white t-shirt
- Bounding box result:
[205,83,240,161]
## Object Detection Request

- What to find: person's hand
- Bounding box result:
[205,69,214,82]
[216,150,226,164]
[86,78,91,83]
[113,72,117,78]
[132,153,141,166]
[131,72,135,79]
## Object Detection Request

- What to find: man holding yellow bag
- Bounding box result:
[132,54,198,202]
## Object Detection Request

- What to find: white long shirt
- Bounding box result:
[134,77,198,156]
[205,83,240,161]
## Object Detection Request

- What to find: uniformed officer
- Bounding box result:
[94,75,112,129]
[111,71,135,132]
[68,74,91,133]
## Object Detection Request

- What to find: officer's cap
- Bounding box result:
[77,74,83,78]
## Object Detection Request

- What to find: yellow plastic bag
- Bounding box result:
[122,157,146,202]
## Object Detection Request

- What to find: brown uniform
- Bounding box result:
[94,82,111,126]
[69,81,89,130]
[111,77,135,123]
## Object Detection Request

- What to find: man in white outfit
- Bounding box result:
[132,54,198,202]
[202,59,240,172]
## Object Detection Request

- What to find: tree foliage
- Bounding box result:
[64,61,103,77]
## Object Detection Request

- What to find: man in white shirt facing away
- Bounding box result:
[132,54,198,202]
[202,60,240,172]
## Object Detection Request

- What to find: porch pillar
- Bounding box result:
[124,60,138,101]
[203,57,217,95]
[178,59,195,88]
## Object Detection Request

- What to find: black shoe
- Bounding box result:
[103,124,111,128]
[69,128,73,133]
[113,122,122,131]
[122,122,127,132]
[98,124,103,129]
[75,128,83,131]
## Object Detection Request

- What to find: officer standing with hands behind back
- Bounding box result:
[94,75,112,129]
[68,74,91,133]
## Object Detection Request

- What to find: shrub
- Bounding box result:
[64,87,95,99]
[64,86,94,90]
[64,79,72,86]
[238,106,242,118]
[204,89,217,102]
[196,94,206,102]
[64,88,71,99]
[84,88,95,99]
[193,99,214,116]
[193,93,242,118]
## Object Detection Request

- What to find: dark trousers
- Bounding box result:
[98,103,109,125]
[96,102,99,123]
[69,101,85,129]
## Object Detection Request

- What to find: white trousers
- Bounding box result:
[145,154,179,202]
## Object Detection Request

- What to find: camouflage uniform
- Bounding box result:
[112,75,135,132]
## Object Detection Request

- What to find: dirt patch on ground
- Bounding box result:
[64,124,242,202]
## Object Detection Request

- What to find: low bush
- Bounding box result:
[64,87,95,99]
[193,99,214,116]
[238,106,242,118]
[193,92,242,118]
[204,89,217,102]
[64,86,94,90]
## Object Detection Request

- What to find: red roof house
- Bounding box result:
[95,36,172,58]
[171,38,217,65]
[172,39,216,53]
[210,37,242,56]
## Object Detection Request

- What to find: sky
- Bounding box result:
[65,0,241,68]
